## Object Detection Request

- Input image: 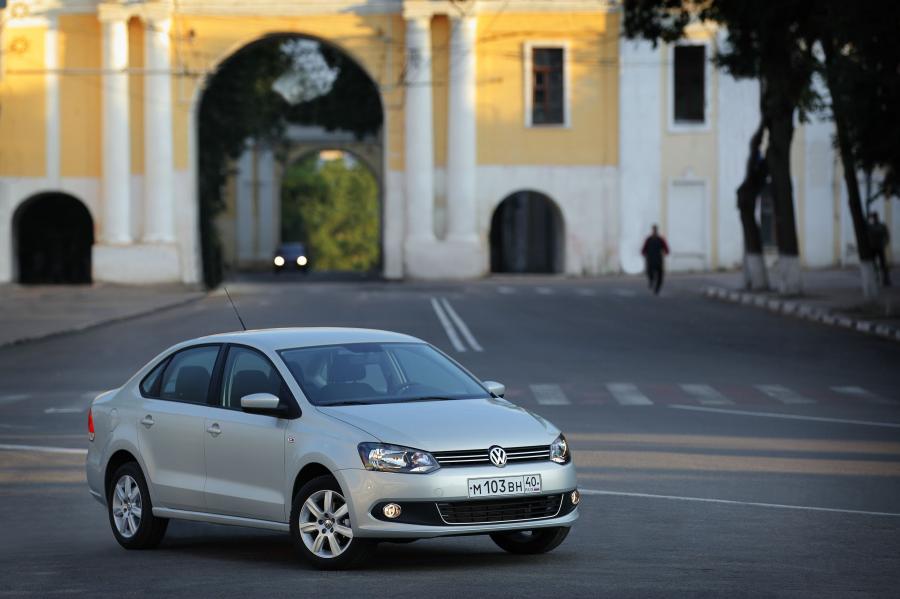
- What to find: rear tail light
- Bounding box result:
[88,409,95,442]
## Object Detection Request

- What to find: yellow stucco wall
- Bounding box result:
[475,11,619,166]
[171,13,405,171]
[431,15,449,169]
[0,26,46,177]
[128,17,145,175]
[59,15,102,179]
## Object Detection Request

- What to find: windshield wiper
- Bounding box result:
[399,396,456,403]
[323,400,369,406]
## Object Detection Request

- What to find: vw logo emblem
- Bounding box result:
[489,446,507,467]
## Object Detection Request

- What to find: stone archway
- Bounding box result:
[489,190,565,274]
[14,192,94,284]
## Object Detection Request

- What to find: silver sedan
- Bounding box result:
[86,328,579,569]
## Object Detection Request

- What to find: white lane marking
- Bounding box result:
[576,288,596,297]
[831,386,893,405]
[43,407,84,414]
[579,488,900,518]
[613,288,637,297]
[755,384,815,405]
[670,404,900,429]
[0,394,29,405]
[497,286,516,295]
[440,298,484,352]
[530,384,570,405]
[680,384,734,406]
[430,297,466,352]
[535,287,554,295]
[607,383,653,406]
[0,443,87,455]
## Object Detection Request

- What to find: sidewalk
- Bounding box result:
[0,284,206,347]
[698,267,900,342]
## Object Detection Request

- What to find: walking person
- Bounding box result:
[641,224,670,295]
[868,212,892,286]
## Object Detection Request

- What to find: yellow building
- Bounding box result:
[1,0,891,284]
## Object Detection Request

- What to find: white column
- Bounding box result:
[101,17,132,244]
[446,14,477,242]
[143,16,175,243]
[404,16,436,244]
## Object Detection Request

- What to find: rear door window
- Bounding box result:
[158,346,220,404]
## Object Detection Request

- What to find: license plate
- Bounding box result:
[467,474,542,498]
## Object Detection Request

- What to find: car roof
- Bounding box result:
[187,327,423,352]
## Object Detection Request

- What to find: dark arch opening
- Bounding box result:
[197,33,384,286]
[489,191,564,274]
[15,193,94,284]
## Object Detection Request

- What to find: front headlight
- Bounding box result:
[358,443,440,474]
[297,255,308,266]
[550,433,570,464]
[274,256,285,267]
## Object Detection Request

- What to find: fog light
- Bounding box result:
[571,490,580,506]
[382,503,402,519]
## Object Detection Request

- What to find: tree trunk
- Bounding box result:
[822,41,879,300]
[763,79,802,295]
[737,120,769,290]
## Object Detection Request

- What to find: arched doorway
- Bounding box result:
[197,34,384,284]
[14,193,94,284]
[489,191,564,274]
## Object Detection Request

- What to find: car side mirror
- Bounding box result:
[240,392,282,413]
[484,381,505,398]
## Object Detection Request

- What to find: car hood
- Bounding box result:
[316,397,558,451]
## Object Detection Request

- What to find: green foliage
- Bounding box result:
[281,155,380,272]
[196,35,383,287]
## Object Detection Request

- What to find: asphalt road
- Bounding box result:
[1,274,899,597]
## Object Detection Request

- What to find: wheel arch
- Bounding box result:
[104,449,144,500]
[291,462,335,502]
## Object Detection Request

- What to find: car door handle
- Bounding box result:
[140,415,154,428]
[206,423,221,437]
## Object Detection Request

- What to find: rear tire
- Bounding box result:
[490,527,570,555]
[290,475,375,570]
[107,462,168,549]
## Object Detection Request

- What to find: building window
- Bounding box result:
[529,46,565,126]
[673,44,706,124]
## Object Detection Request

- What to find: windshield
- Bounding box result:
[278,342,491,406]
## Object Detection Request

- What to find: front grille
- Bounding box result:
[437,494,563,525]
[432,445,551,467]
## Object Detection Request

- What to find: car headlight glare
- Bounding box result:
[297,255,308,266]
[358,443,440,474]
[274,256,285,267]
[550,433,570,464]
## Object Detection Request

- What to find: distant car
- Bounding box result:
[273,242,310,273]
[85,328,579,569]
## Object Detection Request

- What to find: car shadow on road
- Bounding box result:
[160,522,564,572]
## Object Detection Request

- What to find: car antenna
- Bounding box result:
[223,286,248,331]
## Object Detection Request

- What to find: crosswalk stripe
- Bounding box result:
[535,287,554,295]
[0,394,29,406]
[576,289,596,297]
[613,288,637,297]
[680,384,734,405]
[529,384,570,405]
[755,385,816,405]
[830,386,893,405]
[497,286,516,295]
[607,383,653,406]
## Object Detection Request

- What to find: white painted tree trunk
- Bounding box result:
[859,260,880,301]
[774,255,802,295]
[742,253,769,290]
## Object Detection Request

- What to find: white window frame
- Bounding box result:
[523,40,571,129]
[668,40,712,133]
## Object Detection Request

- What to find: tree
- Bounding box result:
[736,119,769,290]
[624,0,819,294]
[814,1,900,298]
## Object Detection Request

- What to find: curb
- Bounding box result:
[703,286,900,343]
[0,292,207,349]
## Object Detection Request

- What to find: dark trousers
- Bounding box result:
[646,264,664,294]
[874,249,892,285]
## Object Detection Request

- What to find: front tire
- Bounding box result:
[290,475,374,570]
[107,462,168,549]
[490,527,570,555]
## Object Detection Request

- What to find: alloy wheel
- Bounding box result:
[298,489,353,558]
[111,474,142,538]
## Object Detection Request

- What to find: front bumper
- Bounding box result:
[336,460,579,539]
